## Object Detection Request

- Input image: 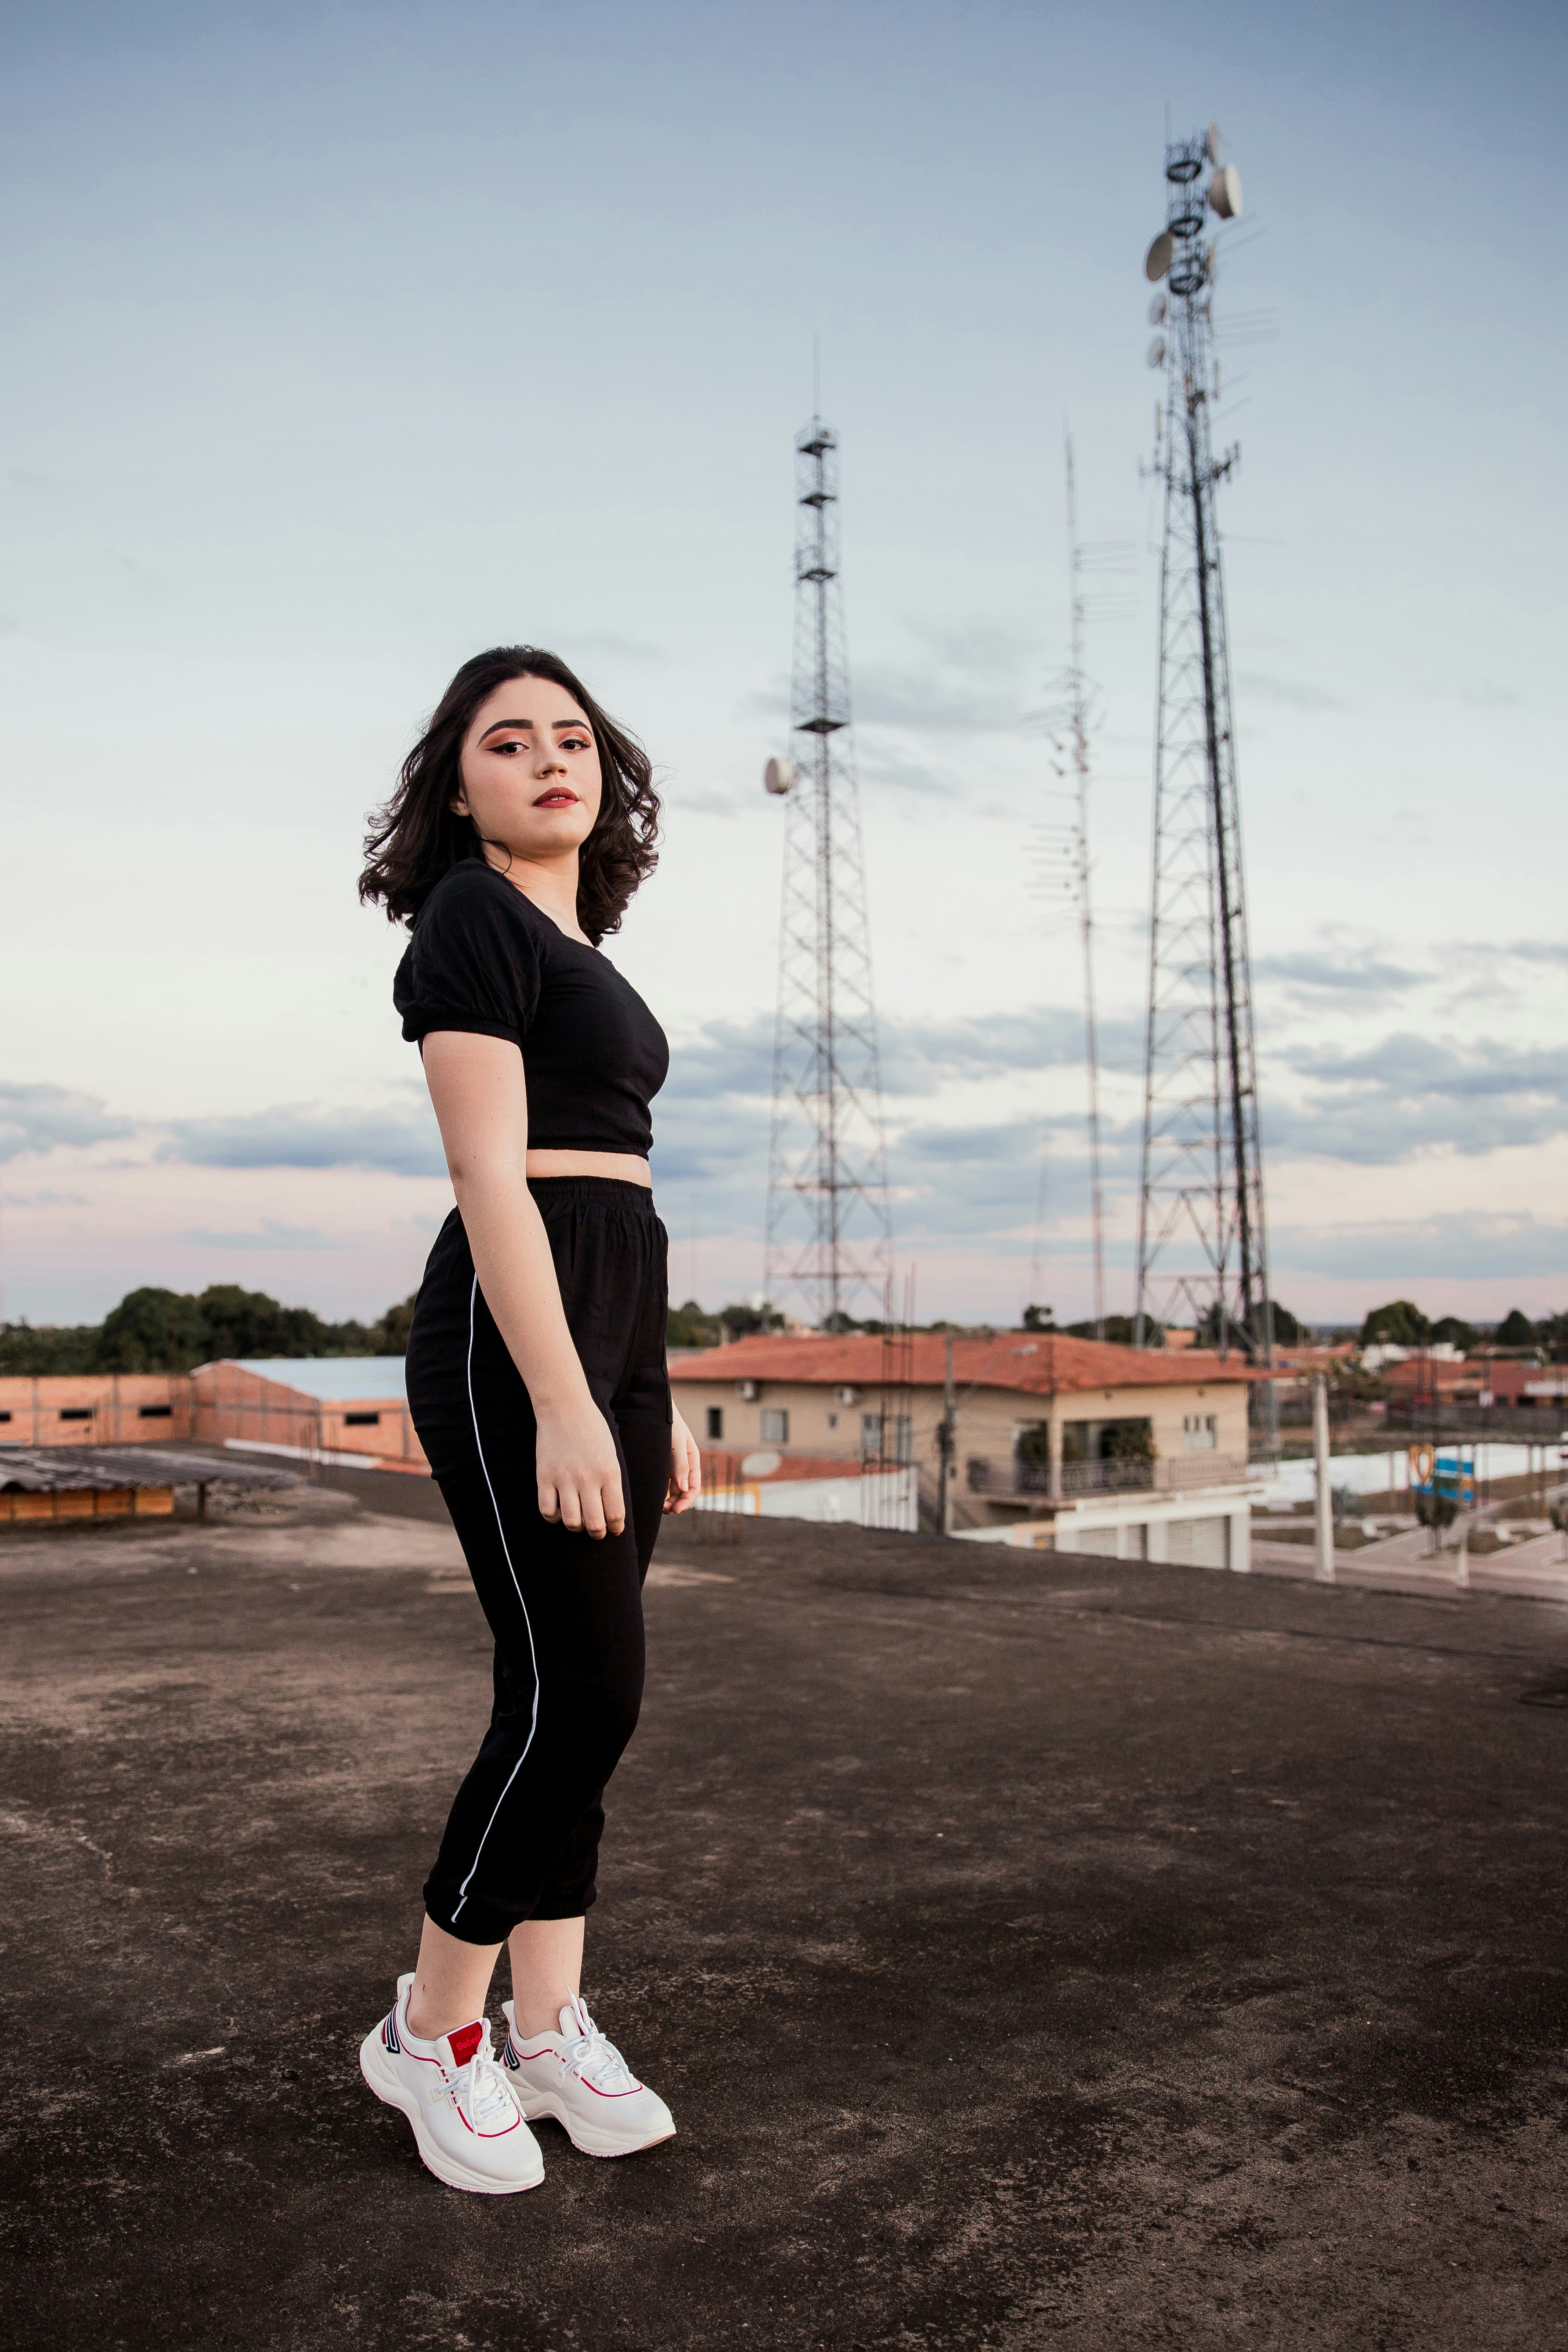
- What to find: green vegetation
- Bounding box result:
[0,1284,420,1376]
[1192,1299,1298,1348]
[1358,1301,1563,1355]
[1359,1299,1431,1346]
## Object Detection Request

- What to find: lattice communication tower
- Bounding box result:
[763,413,892,1328]
[1133,124,1274,1384]
[1033,433,1126,1340]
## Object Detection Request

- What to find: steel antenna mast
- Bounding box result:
[1133,123,1275,1415]
[1064,435,1108,1340]
[1034,436,1124,1339]
[763,407,892,1329]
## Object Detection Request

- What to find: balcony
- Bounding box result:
[965,1454,1251,1500]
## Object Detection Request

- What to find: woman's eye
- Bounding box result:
[563,734,589,751]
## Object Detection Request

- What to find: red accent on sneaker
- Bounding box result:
[447,2020,484,2069]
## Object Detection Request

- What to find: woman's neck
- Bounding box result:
[483,847,589,943]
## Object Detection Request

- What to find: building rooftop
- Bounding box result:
[222,1356,410,1401]
[669,1330,1257,1397]
[6,1494,1564,2343]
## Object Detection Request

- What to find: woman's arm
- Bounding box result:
[421,1030,625,1540]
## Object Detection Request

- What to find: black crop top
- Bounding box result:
[393,861,669,1156]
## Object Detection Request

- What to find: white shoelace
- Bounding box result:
[558,2003,638,2094]
[445,2037,517,2132]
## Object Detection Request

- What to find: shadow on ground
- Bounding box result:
[2,1490,1566,2349]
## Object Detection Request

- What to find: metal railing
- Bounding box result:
[964,1452,1251,1499]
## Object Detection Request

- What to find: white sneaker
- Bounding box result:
[500,1994,676,2157]
[359,1973,545,2194]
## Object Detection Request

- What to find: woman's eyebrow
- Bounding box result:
[477,715,592,743]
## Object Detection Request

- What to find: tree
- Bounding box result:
[1067,1313,1161,1347]
[1360,1300,1431,1347]
[667,1299,721,1350]
[1431,1315,1476,1351]
[97,1287,211,1372]
[0,1320,101,1375]
[366,1293,419,1353]
[1021,1303,1056,1332]
[717,1301,785,1341]
[196,1283,332,1360]
[1493,1308,1537,1349]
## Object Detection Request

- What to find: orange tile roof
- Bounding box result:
[700,1448,871,1484]
[670,1332,1257,1395]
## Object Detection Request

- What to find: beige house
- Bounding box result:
[670,1331,1263,1567]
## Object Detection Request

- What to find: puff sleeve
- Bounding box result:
[393,865,543,1050]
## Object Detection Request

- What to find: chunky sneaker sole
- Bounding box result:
[501,1994,676,2158]
[359,1979,545,2195]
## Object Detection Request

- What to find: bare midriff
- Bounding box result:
[525,1149,652,1189]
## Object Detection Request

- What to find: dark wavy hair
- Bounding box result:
[358,646,660,942]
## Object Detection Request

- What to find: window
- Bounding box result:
[705,1406,723,1441]
[1182,1413,1218,1452]
[343,1411,381,1427]
[0,1410,10,1423]
[59,1407,94,1422]
[759,1408,789,1445]
[864,1411,913,1462]
[826,1411,838,1430]
[137,1405,173,1420]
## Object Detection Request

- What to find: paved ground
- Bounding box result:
[4,1490,1568,2351]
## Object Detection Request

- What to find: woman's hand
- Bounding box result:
[665,1407,703,1516]
[536,1401,626,1539]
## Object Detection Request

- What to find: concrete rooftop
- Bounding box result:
[4,1478,1567,2348]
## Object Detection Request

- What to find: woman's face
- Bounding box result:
[454,674,603,863]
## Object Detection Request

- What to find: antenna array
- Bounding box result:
[1133,124,1275,1406]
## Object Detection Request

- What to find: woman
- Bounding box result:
[355,646,702,2195]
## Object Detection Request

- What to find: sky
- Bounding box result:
[2,0,1564,1332]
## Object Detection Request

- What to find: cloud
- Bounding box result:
[1269,1033,1568,1164]
[1254,949,1424,1000]
[1270,1211,1568,1285]
[172,1221,337,1252]
[1235,672,1345,712]
[162,1099,445,1178]
[854,671,1026,736]
[0,1082,137,1163]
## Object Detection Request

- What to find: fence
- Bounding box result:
[963,1453,1250,1501]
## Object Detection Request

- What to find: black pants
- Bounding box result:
[405,1178,670,1947]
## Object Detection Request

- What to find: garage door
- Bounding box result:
[1166,1514,1230,1568]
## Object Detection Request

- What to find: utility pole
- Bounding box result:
[938,1333,957,1537]
[763,407,892,1328]
[1312,1373,1334,1582]
[1132,121,1275,1445]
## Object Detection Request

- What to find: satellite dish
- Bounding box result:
[763,756,795,796]
[1209,163,1242,220]
[1144,231,1174,283]
[1206,121,1222,164]
[1147,292,1167,326]
[1146,336,1167,370]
